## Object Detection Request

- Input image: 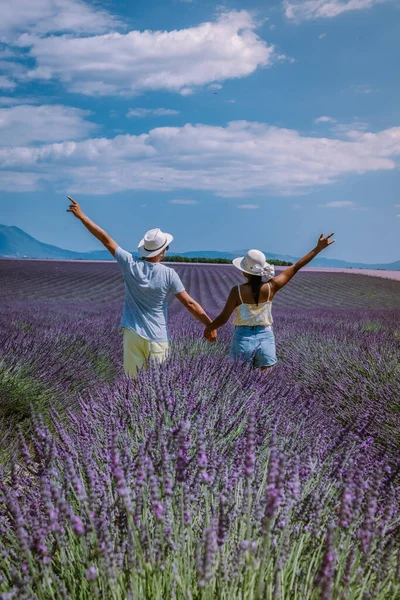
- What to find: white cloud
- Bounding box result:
[319,33,327,38]
[209,83,223,90]
[0,96,39,106]
[331,121,369,139]
[352,84,374,94]
[0,57,29,82]
[292,203,302,209]
[395,204,400,207]
[1,121,400,196]
[0,0,118,39]
[0,105,96,146]
[19,11,278,96]
[0,76,16,90]
[179,88,195,96]
[319,201,355,208]
[319,200,369,211]
[0,171,45,192]
[315,116,336,124]
[284,0,389,22]
[0,49,17,59]
[127,108,180,118]
[237,204,260,209]
[170,199,198,204]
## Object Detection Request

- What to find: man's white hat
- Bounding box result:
[232,249,275,279]
[138,228,174,258]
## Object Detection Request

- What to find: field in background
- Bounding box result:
[1,259,399,598]
[1,259,400,309]
[299,267,400,281]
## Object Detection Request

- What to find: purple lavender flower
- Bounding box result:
[3,488,29,554]
[71,515,85,536]
[244,413,256,480]
[358,468,382,555]
[85,566,97,581]
[196,525,218,587]
[315,523,336,600]
[147,458,164,522]
[262,433,282,527]
[217,494,229,547]
[110,433,133,516]
[176,421,190,484]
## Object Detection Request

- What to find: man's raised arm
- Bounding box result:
[67,197,118,257]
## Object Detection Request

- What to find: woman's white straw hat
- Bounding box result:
[138,228,174,258]
[233,249,275,279]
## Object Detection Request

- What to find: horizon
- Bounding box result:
[0,0,399,263]
[1,223,399,265]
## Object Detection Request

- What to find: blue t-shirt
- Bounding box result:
[115,247,185,342]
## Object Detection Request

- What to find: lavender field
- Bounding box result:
[0,259,400,600]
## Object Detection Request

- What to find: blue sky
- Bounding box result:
[0,0,399,262]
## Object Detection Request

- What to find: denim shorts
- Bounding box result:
[229,326,277,368]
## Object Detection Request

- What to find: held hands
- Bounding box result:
[316,232,335,252]
[204,327,217,343]
[66,197,84,220]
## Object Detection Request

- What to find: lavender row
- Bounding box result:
[1,302,399,463]
[1,260,400,310]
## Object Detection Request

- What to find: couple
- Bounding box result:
[68,198,334,377]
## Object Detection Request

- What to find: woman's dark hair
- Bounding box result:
[248,274,263,305]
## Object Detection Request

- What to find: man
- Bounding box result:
[67,197,216,377]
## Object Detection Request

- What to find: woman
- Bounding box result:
[204,233,335,370]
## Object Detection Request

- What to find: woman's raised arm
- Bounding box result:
[271,233,335,293]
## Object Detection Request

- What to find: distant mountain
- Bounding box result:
[0,225,82,260]
[177,249,400,270]
[0,225,399,270]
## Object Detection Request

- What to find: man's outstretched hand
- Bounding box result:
[316,232,335,251]
[66,197,84,220]
[204,327,217,342]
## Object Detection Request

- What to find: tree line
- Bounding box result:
[164,256,293,266]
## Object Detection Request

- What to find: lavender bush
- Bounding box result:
[0,260,399,598]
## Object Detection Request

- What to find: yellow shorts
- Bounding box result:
[123,328,169,378]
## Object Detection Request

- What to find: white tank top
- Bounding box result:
[233,283,273,327]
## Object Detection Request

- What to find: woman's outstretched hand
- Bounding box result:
[204,327,217,342]
[316,232,335,251]
[66,197,84,220]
